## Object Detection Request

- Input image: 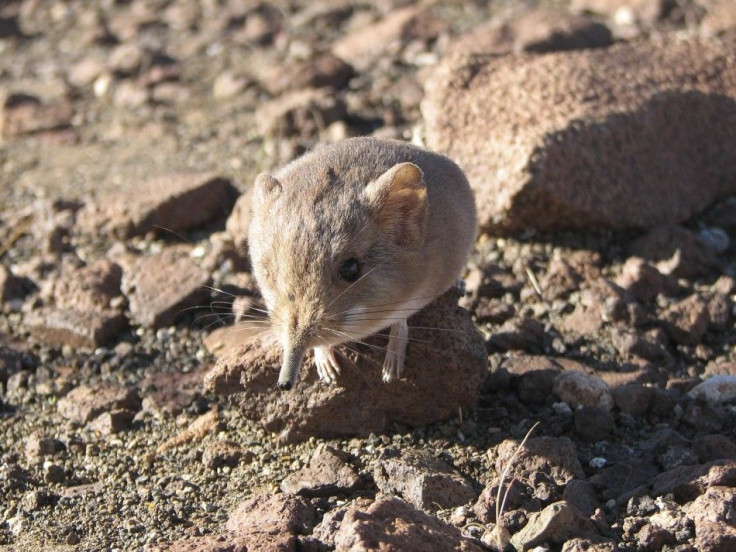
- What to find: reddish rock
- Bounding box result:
[281,446,360,498]
[255,88,346,138]
[157,410,222,454]
[615,257,678,302]
[79,173,236,239]
[636,523,676,551]
[140,366,208,416]
[473,297,515,325]
[707,293,733,331]
[225,493,315,536]
[24,306,127,350]
[541,256,583,300]
[448,6,611,57]
[590,458,659,501]
[488,317,545,352]
[57,384,140,425]
[554,371,614,411]
[473,478,526,523]
[496,437,585,486]
[704,361,736,377]
[562,480,600,517]
[688,486,736,552]
[659,295,710,346]
[423,37,736,234]
[332,497,484,552]
[574,406,614,442]
[561,538,617,552]
[630,226,716,278]
[143,534,256,552]
[263,53,354,95]
[510,501,599,551]
[88,409,135,435]
[700,0,736,35]
[0,92,74,139]
[201,441,250,470]
[122,246,210,328]
[204,291,487,442]
[25,435,65,460]
[373,450,475,513]
[652,460,736,502]
[47,259,123,311]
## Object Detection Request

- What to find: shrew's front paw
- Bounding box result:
[382,319,408,383]
[314,346,342,384]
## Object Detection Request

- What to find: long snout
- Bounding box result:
[277,345,305,390]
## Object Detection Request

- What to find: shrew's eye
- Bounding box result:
[339,258,361,282]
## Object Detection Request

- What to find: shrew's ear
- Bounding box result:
[364,162,427,248]
[252,173,282,210]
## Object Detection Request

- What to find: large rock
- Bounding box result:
[422,36,736,234]
[204,290,487,442]
[79,173,236,238]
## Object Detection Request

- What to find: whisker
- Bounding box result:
[325,263,382,310]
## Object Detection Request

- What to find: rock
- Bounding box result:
[212,71,251,100]
[694,435,736,463]
[281,445,360,498]
[611,384,653,416]
[510,501,599,551]
[0,92,74,139]
[506,355,560,406]
[256,88,346,139]
[140,366,208,416]
[122,246,210,328]
[652,460,736,502]
[563,479,600,516]
[637,523,676,551]
[615,257,678,302]
[57,384,140,425]
[630,226,716,278]
[700,0,736,36]
[422,37,736,234]
[225,493,315,536]
[333,6,439,71]
[689,375,736,403]
[0,264,27,303]
[511,7,613,53]
[44,464,66,484]
[201,441,250,470]
[263,53,354,95]
[25,435,65,460]
[590,457,659,502]
[79,173,236,239]
[144,534,254,552]
[24,306,127,350]
[688,486,736,552]
[332,497,484,552]
[157,410,221,454]
[561,538,617,552]
[660,294,710,346]
[488,317,545,352]
[574,406,614,442]
[47,259,123,310]
[706,197,736,230]
[708,293,733,331]
[202,324,263,359]
[204,290,487,442]
[473,479,526,523]
[704,361,736,377]
[88,408,135,435]
[496,436,585,486]
[472,298,515,325]
[570,0,667,26]
[373,450,475,513]
[541,256,584,300]
[68,56,105,88]
[554,371,614,411]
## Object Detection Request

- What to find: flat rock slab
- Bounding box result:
[422,35,736,234]
[204,291,487,442]
[122,246,210,328]
[281,446,361,498]
[57,383,140,425]
[79,172,236,238]
[24,306,127,350]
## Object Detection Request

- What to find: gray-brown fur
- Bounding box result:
[248,137,477,389]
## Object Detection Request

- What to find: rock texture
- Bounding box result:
[204,290,486,442]
[423,36,736,234]
[79,173,236,238]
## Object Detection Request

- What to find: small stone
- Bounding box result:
[496,436,585,486]
[24,306,128,350]
[225,493,315,536]
[554,371,614,411]
[563,480,599,516]
[631,226,715,279]
[25,435,65,460]
[57,383,140,425]
[88,408,135,435]
[616,257,678,302]
[688,486,736,552]
[140,366,208,416]
[255,88,347,138]
[708,293,733,331]
[157,410,221,454]
[637,523,677,551]
[281,445,361,498]
[263,53,354,95]
[212,71,251,99]
[694,435,736,463]
[660,294,710,346]
[0,92,74,139]
[201,441,249,469]
[510,501,599,551]
[0,264,27,303]
[122,246,210,328]
[373,450,475,513]
[611,384,653,416]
